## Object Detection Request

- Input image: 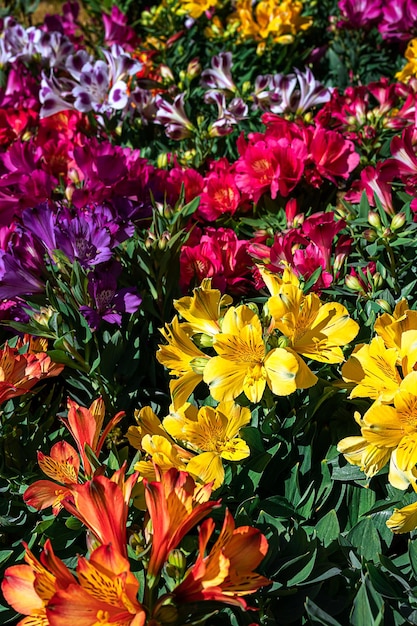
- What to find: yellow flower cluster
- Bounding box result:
[158,274,358,407]
[132,274,358,492]
[337,299,417,532]
[228,0,313,50]
[127,401,251,489]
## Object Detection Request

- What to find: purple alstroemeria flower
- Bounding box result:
[102,6,139,51]
[0,254,44,300]
[80,264,142,330]
[56,213,113,267]
[155,93,195,140]
[252,67,332,115]
[201,51,237,92]
[22,203,119,268]
[22,203,57,253]
[205,90,248,137]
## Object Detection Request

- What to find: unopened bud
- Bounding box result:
[363,228,378,242]
[381,227,392,238]
[345,275,363,291]
[156,152,169,168]
[32,306,54,326]
[376,299,392,313]
[390,212,406,231]
[368,211,381,228]
[373,272,383,289]
[187,58,201,79]
[160,64,175,82]
[165,549,187,581]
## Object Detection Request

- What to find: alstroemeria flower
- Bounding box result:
[262,266,359,363]
[157,316,210,409]
[2,539,75,626]
[173,509,270,609]
[0,335,64,405]
[203,304,303,403]
[144,467,220,585]
[341,337,402,402]
[24,440,80,514]
[46,544,146,626]
[173,278,232,337]
[163,401,251,488]
[61,469,138,557]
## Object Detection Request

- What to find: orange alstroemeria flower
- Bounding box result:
[144,467,221,585]
[62,397,124,477]
[2,539,75,626]
[24,440,80,514]
[61,468,138,557]
[173,509,270,609]
[0,336,64,405]
[46,544,146,626]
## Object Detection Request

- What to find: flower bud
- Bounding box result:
[381,227,392,238]
[376,299,392,313]
[156,152,168,169]
[368,211,381,228]
[187,58,201,80]
[32,306,54,327]
[363,228,378,242]
[345,275,363,291]
[373,272,383,289]
[165,549,187,582]
[390,212,406,231]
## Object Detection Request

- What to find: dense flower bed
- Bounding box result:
[2,0,417,624]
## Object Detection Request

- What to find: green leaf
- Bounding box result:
[350,578,384,626]
[304,598,343,626]
[316,510,340,547]
[0,550,13,567]
[346,518,381,562]
[286,548,317,586]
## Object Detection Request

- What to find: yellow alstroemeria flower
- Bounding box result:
[374,299,417,352]
[127,407,192,479]
[157,316,210,409]
[337,425,392,479]
[387,501,417,533]
[163,401,251,488]
[174,278,232,338]
[396,38,417,83]
[261,266,359,366]
[341,336,402,402]
[203,304,312,403]
[177,0,219,19]
[338,371,417,480]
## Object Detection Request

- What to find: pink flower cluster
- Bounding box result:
[234,115,359,204]
[338,0,417,41]
[248,209,352,292]
[179,227,253,295]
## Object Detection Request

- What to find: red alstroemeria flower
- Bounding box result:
[61,468,137,557]
[144,467,220,585]
[62,397,124,477]
[0,335,64,405]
